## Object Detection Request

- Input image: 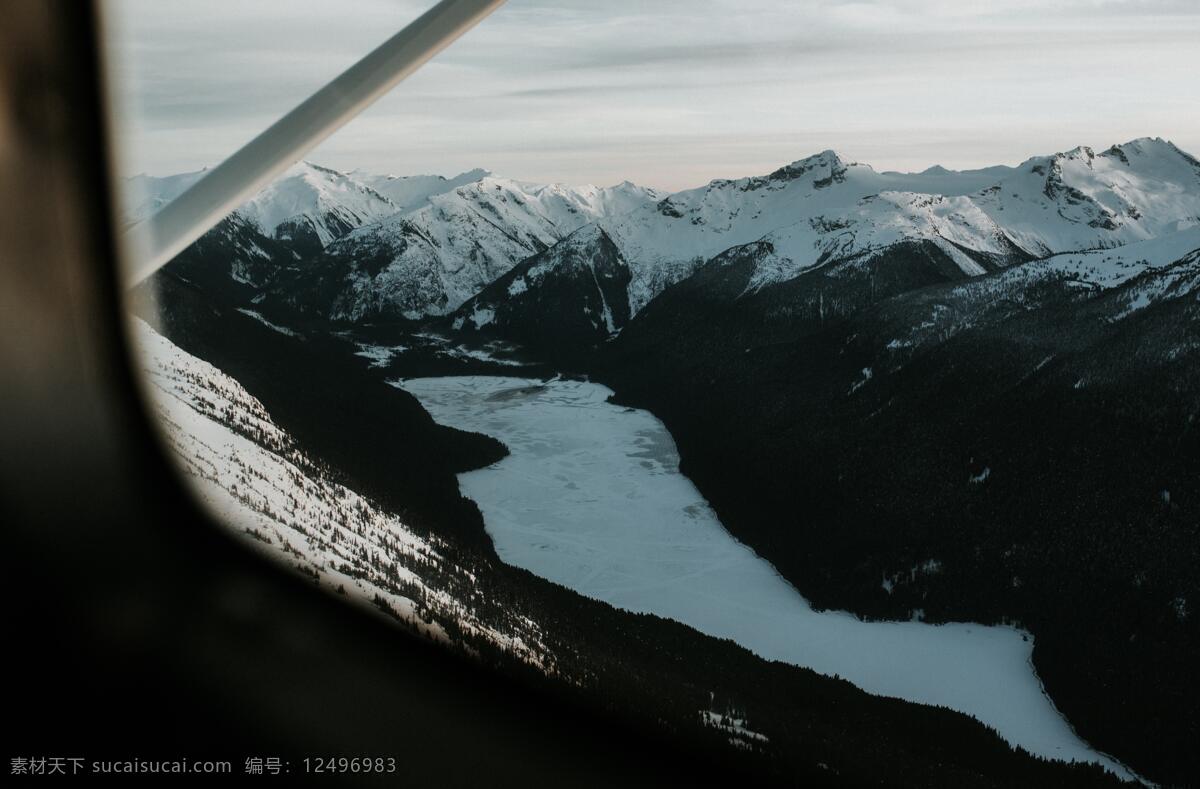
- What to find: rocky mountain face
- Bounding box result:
[294,176,661,321]
[445,225,632,360]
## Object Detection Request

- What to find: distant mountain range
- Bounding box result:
[127,160,663,319]
[128,137,1200,340]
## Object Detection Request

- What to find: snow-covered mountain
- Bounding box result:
[447,224,632,356]
[306,176,662,320]
[595,137,1200,313]
[135,137,1200,332]
[434,138,1200,357]
[126,161,398,256]
[235,161,398,254]
[128,163,663,320]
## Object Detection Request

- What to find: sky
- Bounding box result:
[107,0,1200,192]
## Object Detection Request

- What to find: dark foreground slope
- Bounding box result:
[597,243,1200,784]
[131,259,1125,788]
[138,270,506,552]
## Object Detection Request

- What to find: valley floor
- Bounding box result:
[397,374,1137,780]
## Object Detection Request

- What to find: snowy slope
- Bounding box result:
[968,139,1200,255]
[133,317,551,666]
[352,168,491,215]
[1034,223,1200,290]
[925,223,1200,323]
[448,224,632,354]
[851,224,1200,370]
[317,176,663,320]
[236,161,397,250]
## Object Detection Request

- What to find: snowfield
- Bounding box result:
[133,320,551,668]
[397,375,1138,780]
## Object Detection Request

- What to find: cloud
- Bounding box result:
[107,0,1200,190]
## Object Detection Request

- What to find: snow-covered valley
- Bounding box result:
[396,375,1137,781]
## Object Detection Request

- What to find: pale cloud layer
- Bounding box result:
[107,0,1200,191]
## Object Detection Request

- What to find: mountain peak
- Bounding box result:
[800,149,845,169]
[1055,139,1184,165]
[1105,136,1188,161]
[1059,145,1096,162]
[764,149,847,184]
[1116,136,1170,150]
[561,222,611,248]
[292,160,345,178]
[455,167,492,182]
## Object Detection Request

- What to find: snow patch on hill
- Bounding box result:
[133,318,552,667]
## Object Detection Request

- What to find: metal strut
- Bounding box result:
[122,0,506,287]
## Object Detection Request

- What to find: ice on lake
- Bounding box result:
[396,375,1133,779]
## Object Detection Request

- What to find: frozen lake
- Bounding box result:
[397,375,1132,779]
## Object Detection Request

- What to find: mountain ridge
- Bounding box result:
[127,137,1200,329]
